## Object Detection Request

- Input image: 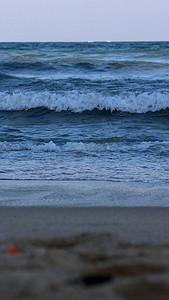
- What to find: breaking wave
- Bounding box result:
[1,140,169,154]
[0,91,169,113]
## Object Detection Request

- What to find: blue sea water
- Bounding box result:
[0,41,169,182]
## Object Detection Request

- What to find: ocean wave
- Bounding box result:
[1,140,169,153]
[0,141,111,152]
[0,72,17,80]
[0,61,56,71]
[1,60,167,72]
[105,60,168,70]
[0,91,169,113]
[0,141,60,152]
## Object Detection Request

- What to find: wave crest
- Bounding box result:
[0,91,168,113]
[1,140,169,154]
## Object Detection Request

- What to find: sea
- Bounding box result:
[0,41,169,182]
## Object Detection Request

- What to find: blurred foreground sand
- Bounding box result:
[1,207,169,299]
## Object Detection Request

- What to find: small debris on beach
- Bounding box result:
[8,245,20,256]
[74,274,113,286]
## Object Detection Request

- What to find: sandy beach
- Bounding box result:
[1,181,169,299]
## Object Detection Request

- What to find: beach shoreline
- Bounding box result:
[1,180,169,207]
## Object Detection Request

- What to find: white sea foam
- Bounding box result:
[0,91,169,113]
[1,140,169,153]
[0,141,60,152]
[0,141,111,152]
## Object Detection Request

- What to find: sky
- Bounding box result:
[0,0,169,42]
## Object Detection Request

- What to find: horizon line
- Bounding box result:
[0,40,169,43]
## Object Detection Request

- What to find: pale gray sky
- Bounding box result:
[0,0,169,42]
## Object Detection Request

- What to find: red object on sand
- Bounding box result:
[8,245,20,256]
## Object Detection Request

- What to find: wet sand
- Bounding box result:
[1,206,169,300]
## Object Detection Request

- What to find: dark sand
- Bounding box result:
[1,206,169,300]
